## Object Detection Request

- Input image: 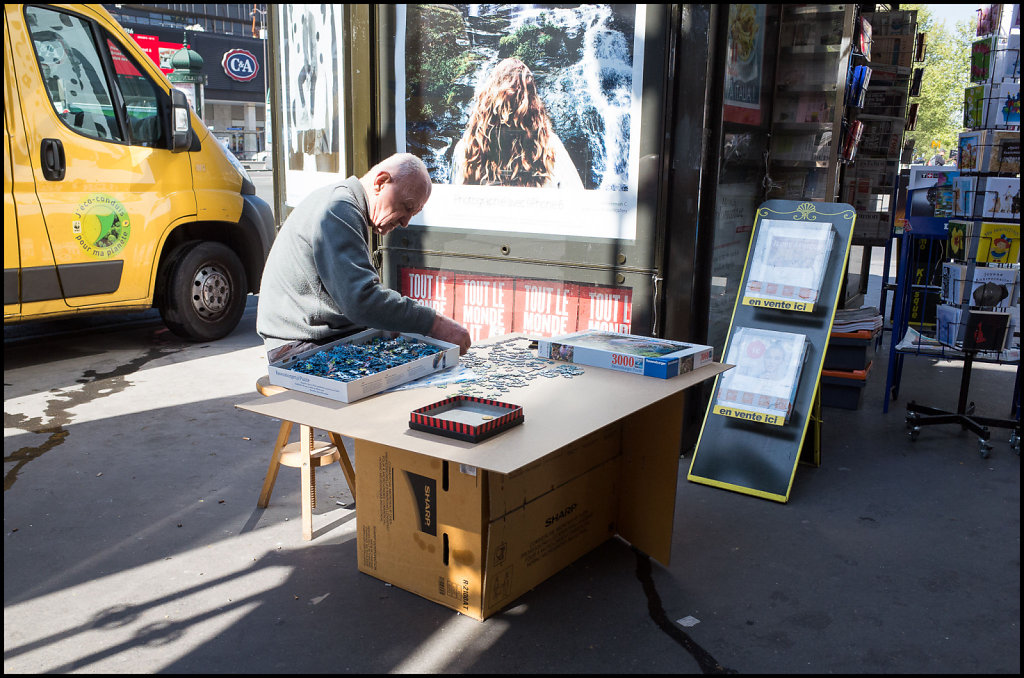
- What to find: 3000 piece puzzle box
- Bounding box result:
[537,329,714,379]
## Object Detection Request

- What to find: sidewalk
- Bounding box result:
[3,295,1019,674]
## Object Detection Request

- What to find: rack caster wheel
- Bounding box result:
[908,427,920,442]
[978,439,992,459]
[1010,430,1020,454]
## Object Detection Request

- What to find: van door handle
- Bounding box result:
[40,138,66,181]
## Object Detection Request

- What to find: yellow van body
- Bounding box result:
[3,3,274,340]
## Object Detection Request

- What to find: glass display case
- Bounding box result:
[767,4,857,203]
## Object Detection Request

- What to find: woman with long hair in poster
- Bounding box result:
[451,57,583,189]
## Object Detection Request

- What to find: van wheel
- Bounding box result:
[159,241,248,341]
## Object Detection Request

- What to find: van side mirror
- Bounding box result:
[170,89,193,152]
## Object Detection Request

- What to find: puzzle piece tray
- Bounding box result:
[409,396,524,443]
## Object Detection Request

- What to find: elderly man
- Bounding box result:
[257,153,471,358]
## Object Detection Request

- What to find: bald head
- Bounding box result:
[361,153,432,236]
[366,153,431,191]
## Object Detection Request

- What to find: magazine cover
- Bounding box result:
[744,219,835,306]
[537,329,714,379]
[714,327,808,424]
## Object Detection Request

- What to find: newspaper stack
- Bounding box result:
[832,306,883,333]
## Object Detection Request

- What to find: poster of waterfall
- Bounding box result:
[395,4,646,240]
[276,5,346,208]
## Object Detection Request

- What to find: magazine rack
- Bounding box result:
[688,200,856,503]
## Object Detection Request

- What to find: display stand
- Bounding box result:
[688,200,855,502]
[885,7,1020,458]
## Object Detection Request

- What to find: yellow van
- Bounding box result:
[3,3,275,341]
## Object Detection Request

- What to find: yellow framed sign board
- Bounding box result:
[688,200,855,502]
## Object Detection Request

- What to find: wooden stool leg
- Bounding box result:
[300,425,314,541]
[258,420,293,508]
[328,432,357,504]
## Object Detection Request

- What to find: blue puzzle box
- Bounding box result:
[537,329,714,379]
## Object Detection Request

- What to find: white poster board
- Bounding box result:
[276,5,347,207]
[395,4,647,241]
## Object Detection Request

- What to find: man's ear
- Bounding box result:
[373,171,392,192]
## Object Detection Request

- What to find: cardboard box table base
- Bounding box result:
[237,333,727,620]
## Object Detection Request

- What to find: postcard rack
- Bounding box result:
[688,200,855,503]
[883,5,1020,458]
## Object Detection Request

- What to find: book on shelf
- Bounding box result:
[714,327,809,425]
[743,218,835,306]
[537,329,714,379]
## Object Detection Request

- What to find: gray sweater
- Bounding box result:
[256,177,436,347]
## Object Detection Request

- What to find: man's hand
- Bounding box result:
[428,314,472,355]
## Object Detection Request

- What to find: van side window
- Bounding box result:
[25,6,123,142]
[106,39,164,147]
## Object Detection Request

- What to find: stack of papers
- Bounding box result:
[832,306,883,333]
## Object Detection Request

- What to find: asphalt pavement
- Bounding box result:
[3,288,1020,674]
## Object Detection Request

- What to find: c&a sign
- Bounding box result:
[221,48,259,82]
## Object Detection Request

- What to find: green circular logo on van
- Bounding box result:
[72,194,131,258]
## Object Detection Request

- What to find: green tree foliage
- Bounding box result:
[406,5,472,119]
[901,5,975,159]
[497,18,564,68]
